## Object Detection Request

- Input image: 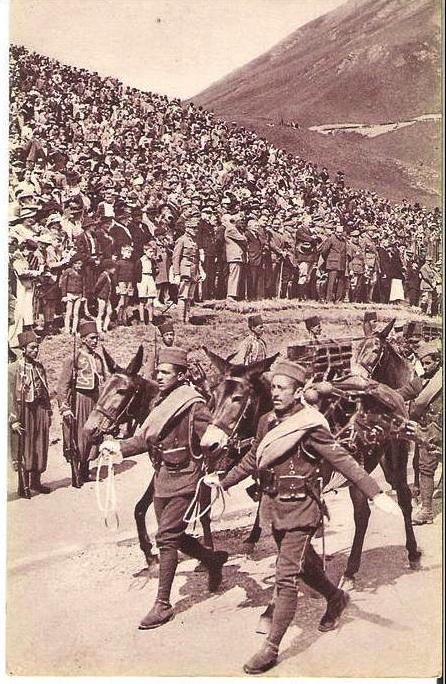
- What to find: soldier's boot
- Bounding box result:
[413,474,434,525]
[70,458,83,488]
[318,589,350,632]
[245,586,297,674]
[180,535,228,592]
[80,461,92,483]
[138,547,177,630]
[30,472,51,494]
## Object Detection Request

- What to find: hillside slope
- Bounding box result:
[191,0,441,205]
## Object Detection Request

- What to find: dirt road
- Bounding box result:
[7,456,442,678]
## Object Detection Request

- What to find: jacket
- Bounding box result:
[120,387,212,497]
[172,234,200,278]
[320,234,347,271]
[221,404,380,530]
[224,225,247,263]
[57,347,106,412]
[9,358,51,423]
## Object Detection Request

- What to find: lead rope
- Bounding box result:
[95,451,120,529]
[183,473,227,527]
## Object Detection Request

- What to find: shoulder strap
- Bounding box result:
[188,401,202,460]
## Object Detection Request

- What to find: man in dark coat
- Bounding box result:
[245,220,265,300]
[99,347,228,629]
[197,208,217,300]
[9,329,52,497]
[319,225,348,302]
[212,360,400,674]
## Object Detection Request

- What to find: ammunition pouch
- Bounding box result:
[277,475,307,501]
[258,468,277,496]
[151,445,192,471]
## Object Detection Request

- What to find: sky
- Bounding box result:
[10,0,345,99]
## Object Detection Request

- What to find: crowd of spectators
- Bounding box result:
[8,45,442,346]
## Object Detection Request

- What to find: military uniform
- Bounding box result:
[231,314,267,366]
[221,360,381,674]
[111,347,228,629]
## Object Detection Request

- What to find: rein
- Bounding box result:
[94,378,144,436]
[212,377,258,453]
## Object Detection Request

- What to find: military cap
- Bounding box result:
[158,321,175,335]
[417,340,441,360]
[305,315,320,330]
[22,239,38,251]
[272,360,306,385]
[158,346,188,368]
[248,314,263,329]
[82,215,96,229]
[79,320,98,337]
[350,230,360,237]
[364,311,377,322]
[18,329,39,348]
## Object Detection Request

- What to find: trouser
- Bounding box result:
[154,494,215,604]
[227,263,242,298]
[349,274,366,302]
[418,445,440,513]
[247,264,264,300]
[326,270,345,302]
[378,277,391,304]
[202,257,216,300]
[267,526,337,647]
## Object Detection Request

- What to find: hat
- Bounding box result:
[18,329,39,348]
[364,311,377,322]
[158,321,175,335]
[417,340,441,360]
[394,320,405,331]
[248,314,263,329]
[350,230,360,237]
[305,315,320,330]
[22,239,38,251]
[272,360,306,385]
[82,215,96,229]
[46,213,62,227]
[78,320,98,337]
[297,241,312,254]
[158,346,188,368]
[37,233,54,245]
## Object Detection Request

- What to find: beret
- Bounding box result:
[248,314,263,328]
[364,311,377,322]
[158,321,175,335]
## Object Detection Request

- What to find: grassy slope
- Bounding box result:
[40,301,434,400]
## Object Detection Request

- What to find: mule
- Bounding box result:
[201,347,421,594]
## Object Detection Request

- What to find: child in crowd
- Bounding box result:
[59,256,84,334]
[115,245,136,326]
[136,242,158,324]
[95,259,116,333]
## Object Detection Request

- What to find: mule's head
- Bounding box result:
[354,319,395,377]
[200,348,277,456]
[83,345,157,443]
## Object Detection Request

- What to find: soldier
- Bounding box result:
[57,320,106,485]
[99,347,228,629]
[145,320,176,379]
[410,341,442,525]
[362,311,378,338]
[209,359,399,674]
[304,315,322,342]
[9,329,52,498]
[172,210,201,322]
[230,314,267,366]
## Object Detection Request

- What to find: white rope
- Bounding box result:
[183,473,227,525]
[95,452,120,529]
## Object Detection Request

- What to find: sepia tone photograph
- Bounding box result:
[6,0,442,678]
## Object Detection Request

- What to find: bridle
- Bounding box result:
[93,376,145,437]
[212,377,259,454]
[356,337,385,377]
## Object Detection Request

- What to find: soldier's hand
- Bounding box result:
[62,410,74,423]
[372,492,400,516]
[203,473,222,488]
[11,421,24,434]
[100,439,122,464]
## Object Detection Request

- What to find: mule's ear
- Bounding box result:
[102,347,123,374]
[126,345,144,375]
[201,346,229,374]
[378,318,395,339]
[245,352,280,379]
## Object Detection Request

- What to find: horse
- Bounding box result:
[200,347,421,596]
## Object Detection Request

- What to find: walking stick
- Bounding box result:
[68,332,82,488]
[277,259,284,298]
[17,363,27,497]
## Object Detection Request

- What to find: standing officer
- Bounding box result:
[410,341,442,525]
[172,210,201,323]
[211,359,399,674]
[57,320,106,485]
[99,347,228,630]
[9,329,52,497]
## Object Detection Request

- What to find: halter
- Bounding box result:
[93,376,144,436]
[212,376,258,453]
[357,337,385,377]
